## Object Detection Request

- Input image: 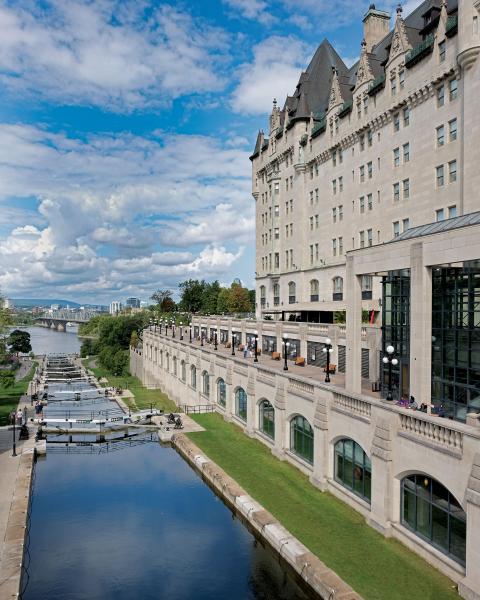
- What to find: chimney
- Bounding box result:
[363,4,390,52]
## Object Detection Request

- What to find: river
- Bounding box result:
[20,326,82,355]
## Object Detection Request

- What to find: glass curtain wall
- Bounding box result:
[432,264,480,421]
[290,416,314,464]
[381,270,411,400]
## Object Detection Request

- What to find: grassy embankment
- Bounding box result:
[0,363,37,426]
[188,413,459,600]
[82,357,175,413]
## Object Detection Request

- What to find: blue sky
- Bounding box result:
[0,0,422,304]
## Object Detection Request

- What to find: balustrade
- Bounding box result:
[399,413,463,454]
[333,392,372,419]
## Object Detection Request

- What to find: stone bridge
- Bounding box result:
[35,310,97,331]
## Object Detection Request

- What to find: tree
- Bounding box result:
[80,338,94,358]
[151,290,176,312]
[7,329,32,355]
[202,280,221,314]
[178,279,206,313]
[0,294,13,362]
[216,288,230,314]
[228,282,251,313]
[130,330,139,348]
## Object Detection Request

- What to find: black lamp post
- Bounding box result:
[149,318,153,331]
[154,319,158,333]
[282,334,289,371]
[200,326,204,347]
[189,323,192,343]
[231,333,236,356]
[254,330,259,363]
[179,322,183,341]
[12,413,17,457]
[214,330,218,351]
[322,337,333,383]
[382,345,398,401]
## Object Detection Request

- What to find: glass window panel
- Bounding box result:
[450,517,467,563]
[416,497,431,538]
[403,489,416,529]
[432,505,449,550]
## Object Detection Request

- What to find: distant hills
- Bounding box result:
[11,298,106,310]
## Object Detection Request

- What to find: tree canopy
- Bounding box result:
[7,329,32,355]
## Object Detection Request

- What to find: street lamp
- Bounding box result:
[200,326,204,347]
[382,345,398,401]
[12,413,17,457]
[254,330,259,363]
[231,333,236,356]
[322,337,333,383]
[149,318,153,331]
[179,321,183,340]
[282,334,289,371]
[214,329,218,351]
[172,321,175,338]
[189,322,192,343]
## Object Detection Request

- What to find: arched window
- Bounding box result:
[310,279,319,302]
[181,360,186,382]
[288,281,296,304]
[235,387,247,422]
[273,283,280,306]
[333,276,343,301]
[401,474,466,565]
[260,285,266,308]
[159,350,163,367]
[259,400,275,439]
[334,439,371,502]
[191,365,196,389]
[290,415,313,464]
[166,353,169,372]
[202,371,210,397]
[173,356,177,376]
[217,378,226,407]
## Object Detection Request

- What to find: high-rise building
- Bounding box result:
[109,301,122,315]
[125,297,141,308]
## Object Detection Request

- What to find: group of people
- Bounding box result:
[9,409,24,426]
[396,396,428,412]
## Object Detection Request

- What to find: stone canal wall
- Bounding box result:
[173,433,362,600]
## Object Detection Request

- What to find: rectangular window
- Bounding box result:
[315,243,319,260]
[437,85,445,107]
[448,205,457,218]
[309,216,314,231]
[339,205,343,220]
[315,163,319,176]
[274,253,279,268]
[274,182,279,194]
[402,218,410,232]
[436,165,445,187]
[285,178,289,191]
[393,113,400,132]
[360,135,365,151]
[332,207,337,222]
[360,196,365,213]
[339,176,343,192]
[449,78,458,101]
[367,228,373,246]
[436,208,445,222]
[315,215,319,229]
[403,106,410,126]
[449,160,457,182]
[393,182,400,202]
[332,239,337,257]
[439,40,446,62]
[403,179,410,199]
[274,227,279,239]
[315,188,319,202]
[339,149,343,164]
[437,125,445,147]
[285,250,289,268]
[367,130,373,147]
[449,118,457,141]
[393,147,400,167]
[310,166,314,179]
[285,224,289,237]
[393,221,400,237]
[367,193,373,210]
[310,190,314,205]
[274,205,279,217]
[403,143,410,163]
[360,165,365,182]
[360,230,365,248]
[310,245,314,264]
[391,76,397,96]
[332,151,337,167]
[339,236,343,255]
[357,101,362,119]
[290,199,293,212]
[399,70,405,89]
[332,179,337,194]
[368,162,373,179]
[363,95,369,115]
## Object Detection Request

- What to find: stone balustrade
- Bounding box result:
[333,391,372,420]
[399,412,464,456]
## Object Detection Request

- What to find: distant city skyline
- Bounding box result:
[0,0,424,303]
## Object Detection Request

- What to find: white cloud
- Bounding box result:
[230,35,311,115]
[222,0,276,25]
[0,1,230,111]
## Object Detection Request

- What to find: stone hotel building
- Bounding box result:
[133,2,480,598]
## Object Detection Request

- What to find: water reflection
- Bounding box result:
[24,442,310,600]
[19,326,82,355]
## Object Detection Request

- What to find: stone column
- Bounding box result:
[224,365,233,421]
[346,255,362,394]
[272,379,286,459]
[246,371,256,437]
[369,418,393,535]
[459,453,480,600]
[409,242,432,407]
[299,323,308,360]
[310,391,329,490]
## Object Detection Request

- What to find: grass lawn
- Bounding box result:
[0,363,37,426]
[82,357,176,413]
[188,413,459,600]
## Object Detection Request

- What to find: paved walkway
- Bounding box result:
[14,358,33,382]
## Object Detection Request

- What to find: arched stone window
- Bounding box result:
[401,474,466,564]
[235,387,247,422]
[310,279,319,302]
[173,356,177,376]
[166,353,169,372]
[273,283,280,306]
[202,371,210,397]
[333,276,343,301]
[159,350,163,367]
[260,285,266,308]
[181,360,186,382]
[217,378,226,407]
[334,438,371,502]
[190,365,197,389]
[259,400,275,439]
[288,281,296,304]
[290,415,314,464]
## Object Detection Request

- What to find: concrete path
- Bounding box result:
[14,358,32,382]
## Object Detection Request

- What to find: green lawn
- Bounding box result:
[0,364,37,426]
[188,413,459,600]
[82,357,176,413]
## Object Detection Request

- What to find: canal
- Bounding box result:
[22,333,311,599]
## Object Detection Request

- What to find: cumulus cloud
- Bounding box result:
[0,1,230,111]
[230,35,311,115]
[222,0,276,25]
[0,124,252,302]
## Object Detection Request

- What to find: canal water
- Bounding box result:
[23,334,311,599]
[21,325,82,355]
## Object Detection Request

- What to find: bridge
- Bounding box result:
[35,309,98,331]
